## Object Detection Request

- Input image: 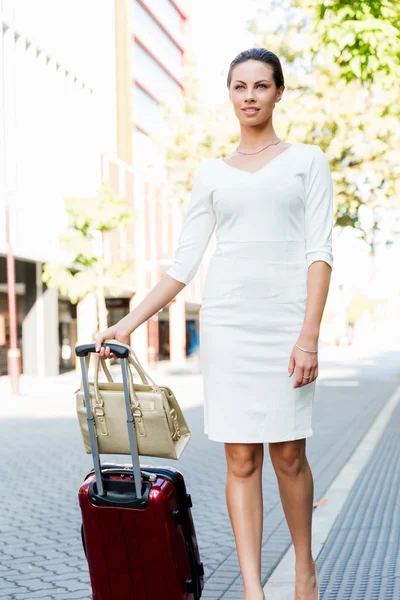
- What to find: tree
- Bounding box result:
[309,0,400,89]
[159,4,400,253]
[42,181,135,331]
[247,0,400,251]
[159,53,239,204]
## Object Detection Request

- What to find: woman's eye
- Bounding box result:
[235,84,267,89]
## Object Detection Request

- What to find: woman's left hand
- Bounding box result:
[288,339,318,388]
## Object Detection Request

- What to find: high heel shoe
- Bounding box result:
[313,559,320,600]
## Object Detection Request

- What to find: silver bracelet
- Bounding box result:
[295,342,318,354]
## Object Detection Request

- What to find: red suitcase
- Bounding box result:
[76,343,204,600]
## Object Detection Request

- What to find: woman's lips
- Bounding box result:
[242,108,260,114]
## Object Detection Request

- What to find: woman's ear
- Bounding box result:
[275,85,285,103]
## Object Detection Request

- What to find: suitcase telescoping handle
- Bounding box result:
[75,343,144,499]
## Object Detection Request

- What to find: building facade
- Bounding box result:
[114,0,207,367]
[0,0,117,375]
[0,0,208,376]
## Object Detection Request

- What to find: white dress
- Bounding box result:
[166,143,334,443]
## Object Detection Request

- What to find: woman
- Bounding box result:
[95,48,333,600]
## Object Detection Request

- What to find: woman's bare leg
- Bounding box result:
[269,439,317,599]
[224,442,265,600]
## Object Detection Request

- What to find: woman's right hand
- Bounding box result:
[93,325,131,358]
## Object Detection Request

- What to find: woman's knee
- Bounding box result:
[268,439,306,476]
[224,443,263,478]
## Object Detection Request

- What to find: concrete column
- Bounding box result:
[130,170,150,367]
[76,293,98,369]
[22,262,59,376]
[169,294,186,365]
[129,293,149,367]
[114,0,133,165]
[147,312,159,364]
[21,262,37,375]
[41,285,60,375]
[35,263,45,376]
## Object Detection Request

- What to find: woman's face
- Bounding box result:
[228,60,284,125]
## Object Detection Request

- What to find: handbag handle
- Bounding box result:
[97,355,142,385]
[94,350,154,388]
[103,339,161,391]
[92,353,142,412]
[81,349,150,387]
[83,341,162,418]
[99,358,113,382]
[78,355,113,392]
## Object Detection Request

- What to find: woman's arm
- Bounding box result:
[288,146,334,388]
[298,261,332,345]
[94,276,184,355]
[289,262,332,388]
[94,160,216,356]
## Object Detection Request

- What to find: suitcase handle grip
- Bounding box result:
[75,343,129,359]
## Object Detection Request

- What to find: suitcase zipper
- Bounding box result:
[85,466,156,483]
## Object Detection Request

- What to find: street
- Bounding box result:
[1,339,399,599]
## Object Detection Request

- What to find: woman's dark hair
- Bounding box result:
[227,48,284,90]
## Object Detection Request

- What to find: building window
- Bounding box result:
[133,0,182,77]
[133,42,181,102]
[135,0,183,44]
[133,84,169,135]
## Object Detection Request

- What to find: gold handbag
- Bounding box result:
[75,339,191,460]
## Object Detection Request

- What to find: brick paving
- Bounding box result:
[0,343,399,599]
[316,388,400,599]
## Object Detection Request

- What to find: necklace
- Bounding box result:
[235,138,281,155]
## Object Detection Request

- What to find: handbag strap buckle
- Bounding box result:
[170,408,181,441]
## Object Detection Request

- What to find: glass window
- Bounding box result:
[135,0,183,44]
[133,84,169,137]
[133,43,182,103]
[133,1,182,77]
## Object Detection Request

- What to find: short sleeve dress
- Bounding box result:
[166,143,334,443]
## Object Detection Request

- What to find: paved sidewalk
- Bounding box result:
[314,383,400,599]
[0,340,399,599]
